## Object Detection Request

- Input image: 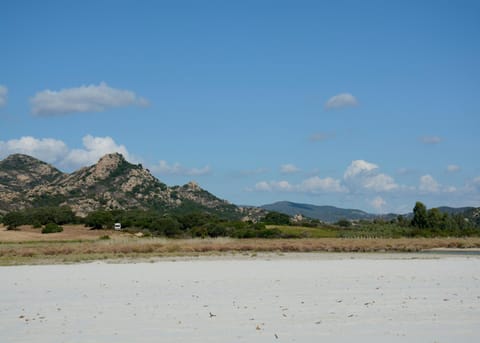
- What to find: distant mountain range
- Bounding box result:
[261,201,478,224]
[261,201,376,223]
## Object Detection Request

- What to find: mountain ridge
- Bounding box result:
[261,201,375,223]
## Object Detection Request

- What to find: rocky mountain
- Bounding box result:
[0,153,241,218]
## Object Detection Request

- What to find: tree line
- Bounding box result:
[1,201,478,238]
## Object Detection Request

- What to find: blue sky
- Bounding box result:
[1,0,479,213]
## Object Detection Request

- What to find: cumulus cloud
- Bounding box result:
[0,85,7,107]
[344,160,378,179]
[151,160,211,176]
[344,160,398,192]
[0,136,68,163]
[0,134,137,170]
[419,174,440,193]
[30,82,149,116]
[370,196,387,212]
[447,164,460,173]
[62,135,132,168]
[325,93,358,110]
[280,164,300,174]
[420,136,442,144]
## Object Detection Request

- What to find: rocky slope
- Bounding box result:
[0,153,240,218]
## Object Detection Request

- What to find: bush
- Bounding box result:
[257,228,282,238]
[335,219,352,228]
[263,211,291,225]
[42,223,63,234]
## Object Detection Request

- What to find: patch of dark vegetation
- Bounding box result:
[41,223,63,234]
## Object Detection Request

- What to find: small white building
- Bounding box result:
[114,223,122,230]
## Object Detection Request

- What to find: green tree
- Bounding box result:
[2,211,25,229]
[411,201,428,229]
[263,211,291,225]
[84,210,114,229]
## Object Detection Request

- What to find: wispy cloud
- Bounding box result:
[254,176,347,194]
[0,85,7,107]
[420,136,442,144]
[446,164,460,173]
[309,132,334,142]
[325,93,358,110]
[419,174,440,193]
[280,163,300,174]
[370,196,387,212]
[30,82,149,116]
[150,160,211,176]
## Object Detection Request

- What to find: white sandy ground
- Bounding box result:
[1,254,480,343]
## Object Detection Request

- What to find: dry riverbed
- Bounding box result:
[1,254,479,342]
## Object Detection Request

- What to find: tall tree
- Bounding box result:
[412,201,428,228]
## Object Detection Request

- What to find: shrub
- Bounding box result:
[263,211,291,225]
[42,223,63,234]
[335,219,352,228]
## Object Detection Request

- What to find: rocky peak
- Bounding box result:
[0,153,64,191]
[185,181,200,191]
[89,153,128,180]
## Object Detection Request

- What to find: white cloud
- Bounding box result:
[419,174,440,193]
[344,160,398,192]
[280,163,300,174]
[254,180,293,192]
[325,93,358,110]
[254,176,346,194]
[30,82,149,116]
[370,196,387,212]
[447,164,460,173]
[0,85,7,107]
[0,136,68,163]
[298,176,347,193]
[150,160,211,176]
[0,135,214,177]
[344,160,378,179]
[362,174,398,192]
[420,136,442,144]
[254,181,273,191]
[62,135,132,169]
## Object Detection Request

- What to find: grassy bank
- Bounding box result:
[2,235,480,266]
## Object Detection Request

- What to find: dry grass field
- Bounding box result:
[1,224,480,265]
[0,224,127,242]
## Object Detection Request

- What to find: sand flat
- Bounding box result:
[1,254,479,342]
